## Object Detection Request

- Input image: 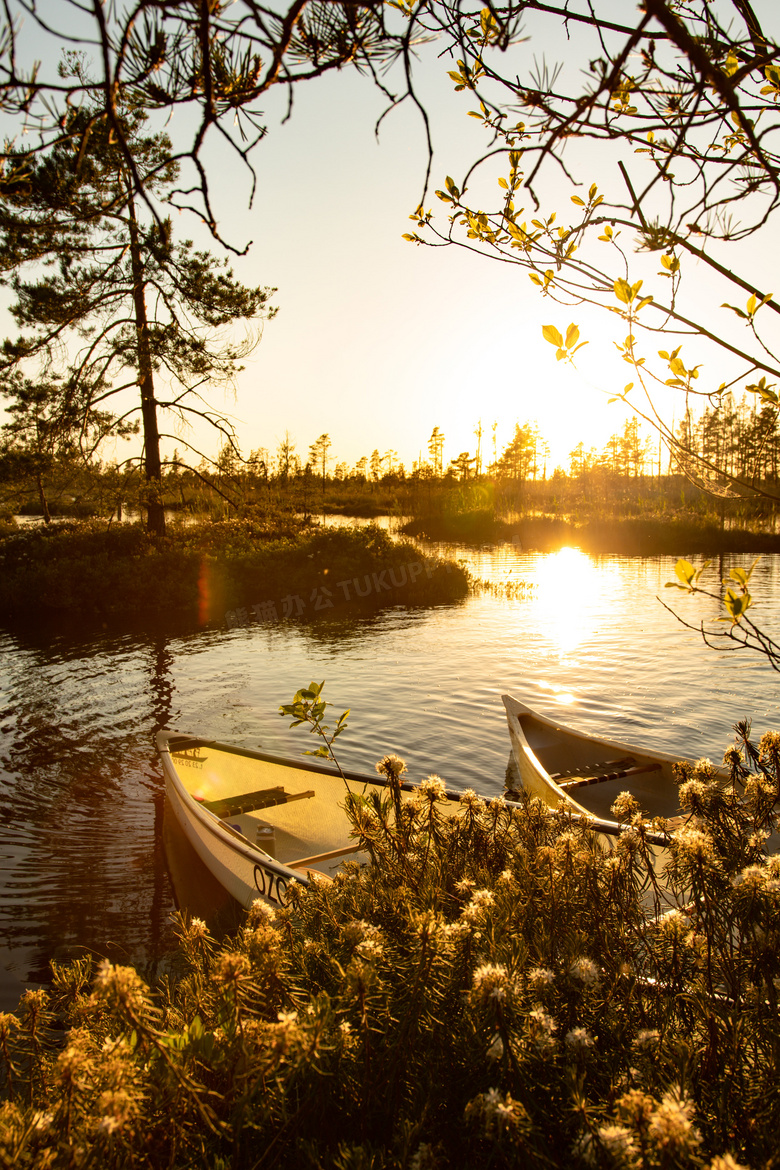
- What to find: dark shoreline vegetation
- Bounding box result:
[399,509,780,554]
[2,484,778,629]
[3,733,780,1168]
[0,520,469,626]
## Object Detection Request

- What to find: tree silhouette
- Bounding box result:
[0,96,275,534]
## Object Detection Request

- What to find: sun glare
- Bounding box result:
[532,546,604,656]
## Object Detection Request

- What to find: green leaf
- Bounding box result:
[189,1016,205,1040]
[724,588,752,622]
[674,558,697,588]
[614,278,632,304]
[722,302,748,319]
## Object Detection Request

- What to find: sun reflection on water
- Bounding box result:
[532,546,619,657]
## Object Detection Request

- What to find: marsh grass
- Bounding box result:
[1,725,779,1167]
[400,510,780,555]
[0,520,469,623]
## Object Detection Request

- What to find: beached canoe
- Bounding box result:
[158,729,460,910]
[502,693,724,824]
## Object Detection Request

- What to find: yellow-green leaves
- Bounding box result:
[658,345,700,388]
[723,51,739,78]
[613,279,653,317]
[448,58,484,91]
[611,74,637,115]
[722,291,773,320]
[571,184,603,209]
[478,6,501,44]
[615,278,637,303]
[721,560,758,624]
[744,375,778,405]
[403,204,430,242]
[542,322,588,362]
[666,558,758,626]
[659,254,679,275]
[529,268,554,290]
[761,63,780,97]
[666,558,710,591]
[436,176,462,205]
[724,587,752,622]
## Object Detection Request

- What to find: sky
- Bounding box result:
[2,1,775,476]
[194,37,642,474]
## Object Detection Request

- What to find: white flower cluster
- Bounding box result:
[732,853,780,895]
[527,1006,557,1052]
[471,962,512,1005]
[674,823,718,866]
[465,1087,525,1135]
[419,774,447,801]
[248,899,276,927]
[569,956,600,987]
[461,888,495,922]
[565,1026,595,1051]
[632,1029,660,1051]
[611,790,641,821]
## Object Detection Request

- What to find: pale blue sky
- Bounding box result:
[2,2,773,476]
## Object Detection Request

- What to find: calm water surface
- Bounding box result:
[1,538,779,1009]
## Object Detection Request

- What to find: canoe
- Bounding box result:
[502,693,724,824]
[158,707,681,916]
[157,729,460,910]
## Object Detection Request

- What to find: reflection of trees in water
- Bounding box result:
[147,634,177,970]
[149,635,175,735]
[261,597,467,651]
[0,623,183,1008]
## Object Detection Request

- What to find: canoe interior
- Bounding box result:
[506,700,688,821]
[167,741,379,876]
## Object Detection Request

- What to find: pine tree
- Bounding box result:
[0,92,275,534]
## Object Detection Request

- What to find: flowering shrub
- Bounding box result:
[0,723,779,1166]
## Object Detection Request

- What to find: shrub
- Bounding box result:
[1,723,778,1167]
[0,520,469,622]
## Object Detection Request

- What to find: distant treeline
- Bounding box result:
[2,399,779,529]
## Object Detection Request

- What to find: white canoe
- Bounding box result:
[158,712,679,916]
[158,729,462,910]
[502,693,724,824]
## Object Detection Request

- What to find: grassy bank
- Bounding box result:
[1,730,779,1167]
[0,520,469,625]
[401,508,780,554]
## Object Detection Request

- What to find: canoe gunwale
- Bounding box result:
[157,729,464,804]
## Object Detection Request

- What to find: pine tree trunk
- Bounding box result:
[127,192,165,538]
[35,468,51,524]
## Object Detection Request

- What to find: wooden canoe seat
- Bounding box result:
[198,787,315,818]
[551,756,634,781]
[558,761,662,792]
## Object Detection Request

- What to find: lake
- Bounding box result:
[1,534,778,1009]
